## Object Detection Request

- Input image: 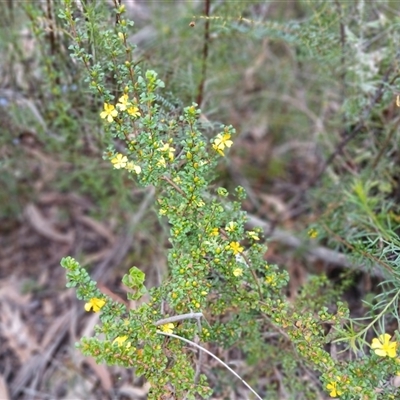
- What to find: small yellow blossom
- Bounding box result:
[233,268,243,277]
[113,335,128,346]
[126,161,141,174]
[265,276,276,286]
[210,227,219,236]
[247,231,260,241]
[111,153,128,169]
[326,381,342,398]
[160,323,174,334]
[84,298,106,313]
[116,94,130,111]
[158,143,175,161]
[212,133,233,156]
[127,105,140,117]
[157,156,166,168]
[100,103,118,123]
[371,333,398,358]
[308,228,318,239]
[229,241,244,255]
[225,221,236,232]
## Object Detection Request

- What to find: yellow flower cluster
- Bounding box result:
[100,94,140,123]
[156,142,176,167]
[158,142,175,161]
[111,153,141,174]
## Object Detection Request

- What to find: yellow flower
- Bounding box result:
[100,103,118,122]
[84,298,106,313]
[308,228,318,239]
[233,268,243,277]
[210,227,219,236]
[247,230,260,241]
[126,161,141,174]
[212,133,233,156]
[326,381,342,398]
[225,221,236,232]
[116,94,130,111]
[371,333,398,358]
[111,153,128,169]
[158,142,175,161]
[113,335,128,346]
[127,105,140,117]
[160,323,174,334]
[265,275,277,287]
[229,241,244,255]
[157,156,166,168]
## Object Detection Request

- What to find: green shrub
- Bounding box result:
[56,1,400,399]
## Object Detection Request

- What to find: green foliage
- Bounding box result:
[21,0,400,398]
[122,266,147,300]
[60,2,399,398]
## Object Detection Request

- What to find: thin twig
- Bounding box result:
[334,0,347,108]
[196,0,211,106]
[46,0,56,56]
[154,312,203,326]
[161,175,186,196]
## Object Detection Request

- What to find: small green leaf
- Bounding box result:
[122,266,147,300]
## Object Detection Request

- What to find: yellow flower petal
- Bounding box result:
[113,335,128,346]
[160,323,174,334]
[229,241,244,255]
[326,381,342,397]
[85,298,106,313]
[111,153,128,169]
[100,103,118,123]
[371,333,397,358]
